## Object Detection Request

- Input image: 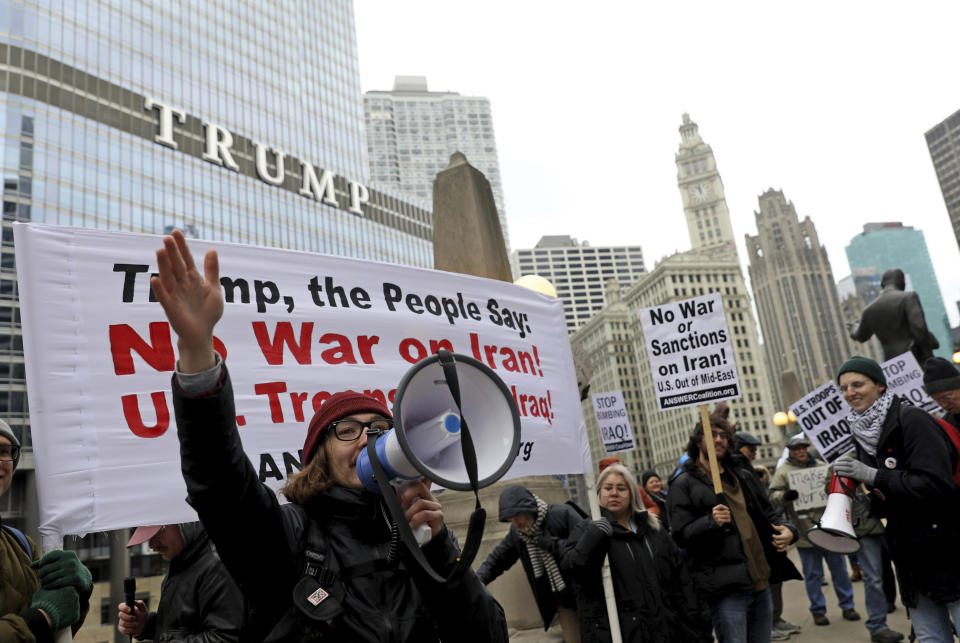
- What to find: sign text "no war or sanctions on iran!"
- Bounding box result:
[640,292,740,411]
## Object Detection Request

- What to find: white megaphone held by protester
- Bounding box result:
[355,350,521,584]
[806,471,862,554]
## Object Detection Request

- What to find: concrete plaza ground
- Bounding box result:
[509,548,915,642]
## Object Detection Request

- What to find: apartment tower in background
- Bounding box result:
[745,189,852,408]
[925,109,960,255]
[364,76,510,250]
[511,235,645,332]
[845,223,952,360]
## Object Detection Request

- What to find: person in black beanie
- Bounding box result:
[923,356,960,428]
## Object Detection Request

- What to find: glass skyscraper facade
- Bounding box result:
[2,0,435,455]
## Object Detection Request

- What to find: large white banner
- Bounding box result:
[790,351,938,463]
[15,224,583,542]
[639,292,740,411]
[590,391,635,454]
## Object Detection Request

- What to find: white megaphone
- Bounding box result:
[806,472,861,554]
[356,349,521,494]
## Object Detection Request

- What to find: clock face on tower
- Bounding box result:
[689,182,712,204]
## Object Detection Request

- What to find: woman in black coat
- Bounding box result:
[562,464,709,643]
[477,485,584,640]
[152,231,508,643]
[835,356,960,642]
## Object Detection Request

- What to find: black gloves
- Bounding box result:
[783,489,799,502]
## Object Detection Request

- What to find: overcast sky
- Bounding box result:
[354,2,960,326]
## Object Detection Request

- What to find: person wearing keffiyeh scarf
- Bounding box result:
[477,486,584,642]
[835,355,960,641]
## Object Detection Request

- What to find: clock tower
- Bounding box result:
[676,114,736,250]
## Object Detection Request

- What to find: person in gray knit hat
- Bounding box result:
[923,357,960,429]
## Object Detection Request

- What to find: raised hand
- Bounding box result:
[150,230,223,374]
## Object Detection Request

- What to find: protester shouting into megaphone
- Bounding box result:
[151,230,508,642]
[835,356,960,641]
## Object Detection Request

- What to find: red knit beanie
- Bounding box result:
[302,391,392,465]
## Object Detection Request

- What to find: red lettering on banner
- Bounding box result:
[318,333,380,365]
[110,322,175,375]
[122,392,169,437]
[399,337,427,363]
[467,333,544,377]
[252,322,313,365]
[254,381,287,423]
[289,391,309,423]
[509,385,554,425]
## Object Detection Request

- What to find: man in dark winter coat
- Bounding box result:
[117,522,243,641]
[477,485,584,642]
[668,415,800,643]
[923,356,960,428]
[835,356,960,642]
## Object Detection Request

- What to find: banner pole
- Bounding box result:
[41,534,73,643]
[698,404,723,494]
[584,465,623,643]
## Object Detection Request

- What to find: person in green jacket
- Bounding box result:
[0,419,93,642]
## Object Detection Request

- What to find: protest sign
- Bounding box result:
[790,351,938,463]
[591,391,635,453]
[882,352,938,415]
[787,466,829,512]
[790,382,850,464]
[639,292,739,411]
[15,223,583,542]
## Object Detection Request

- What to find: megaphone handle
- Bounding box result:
[413,521,432,547]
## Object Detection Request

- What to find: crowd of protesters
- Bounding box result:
[11,231,960,643]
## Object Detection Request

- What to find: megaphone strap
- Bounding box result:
[364,430,485,587]
[436,350,480,499]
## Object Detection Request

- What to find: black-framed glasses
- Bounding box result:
[327,419,393,442]
[0,444,20,462]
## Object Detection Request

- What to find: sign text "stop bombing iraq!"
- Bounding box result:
[640,292,740,411]
[591,391,635,453]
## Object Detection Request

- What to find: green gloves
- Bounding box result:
[30,586,80,631]
[32,550,93,602]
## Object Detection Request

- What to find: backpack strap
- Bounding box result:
[3,525,32,559]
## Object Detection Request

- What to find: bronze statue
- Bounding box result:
[849,268,939,363]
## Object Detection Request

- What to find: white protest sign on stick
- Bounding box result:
[591,391,635,454]
[639,292,740,411]
[787,465,829,512]
[640,292,739,493]
[14,223,584,544]
[791,351,939,464]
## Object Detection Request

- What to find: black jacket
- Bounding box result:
[561,509,710,643]
[667,457,800,601]
[853,396,960,606]
[172,367,508,643]
[141,522,243,642]
[476,487,583,629]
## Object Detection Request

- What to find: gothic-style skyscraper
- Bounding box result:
[746,190,852,405]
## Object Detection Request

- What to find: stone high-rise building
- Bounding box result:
[925,109,960,255]
[364,76,510,250]
[512,236,646,332]
[745,189,852,409]
[619,116,780,474]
